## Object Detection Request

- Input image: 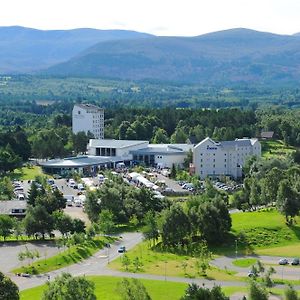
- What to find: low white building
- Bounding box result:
[193,137,261,179]
[72,104,104,139]
[87,139,149,161]
[88,139,193,169]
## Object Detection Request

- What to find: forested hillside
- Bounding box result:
[45,28,300,85]
[0,26,151,73]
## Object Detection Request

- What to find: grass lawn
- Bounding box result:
[10,166,46,180]
[232,258,257,268]
[109,209,300,279]
[20,276,189,300]
[19,276,300,300]
[230,209,300,254]
[261,139,296,159]
[108,240,238,281]
[257,244,300,257]
[13,237,114,275]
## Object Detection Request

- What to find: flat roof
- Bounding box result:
[0,200,27,215]
[39,155,124,168]
[74,104,103,111]
[131,144,193,155]
[89,139,148,149]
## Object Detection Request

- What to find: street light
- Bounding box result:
[235,239,238,259]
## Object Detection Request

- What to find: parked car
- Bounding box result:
[47,178,55,185]
[247,270,257,278]
[118,245,126,253]
[17,194,25,201]
[279,258,289,265]
[77,183,85,191]
[291,258,300,265]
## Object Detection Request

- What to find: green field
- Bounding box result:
[20,276,189,300]
[109,240,238,281]
[13,237,114,274]
[261,139,296,159]
[231,209,300,253]
[109,210,300,279]
[19,276,300,300]
[10,166,46,180]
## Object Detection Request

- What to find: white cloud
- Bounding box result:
[0,0,299,35]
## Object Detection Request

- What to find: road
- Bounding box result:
[9,233,300,300]
[0,241,60,273]
[212,255,300,281]
[11,232,143,291]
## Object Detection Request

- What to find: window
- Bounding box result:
[213,164,215,168]
[200,164,203,168]
[200,159,203,162]
[78,111,80,114]
[224,159,226,162]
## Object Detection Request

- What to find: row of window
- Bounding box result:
[200,164,227,168]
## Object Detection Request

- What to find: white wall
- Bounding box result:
[72,105,104,139]
[194,137,261,179]
[155,154,187,169]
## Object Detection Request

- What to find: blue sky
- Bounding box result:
[1,0,300,36]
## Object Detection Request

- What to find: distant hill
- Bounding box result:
[45,28,300,85]
[0,26,152,73]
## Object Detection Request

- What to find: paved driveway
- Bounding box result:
[0,241,60,273]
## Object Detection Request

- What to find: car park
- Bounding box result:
[291,258,300,265]
[279,258,289,265]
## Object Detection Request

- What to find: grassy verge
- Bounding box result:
[13,237,114,275]
[232,258,257,268]
[108,240,239,281]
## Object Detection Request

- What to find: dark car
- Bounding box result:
[291,258,300,265]
[118,246,126,253]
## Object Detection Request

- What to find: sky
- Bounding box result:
[1,0,300,36]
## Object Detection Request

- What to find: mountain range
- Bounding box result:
[2,26,300,85]
[0,26,151,73]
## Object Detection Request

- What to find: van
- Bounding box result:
[69,179,76,188]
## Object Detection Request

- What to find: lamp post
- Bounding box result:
[235,239,238,259]
[164,261,167,281]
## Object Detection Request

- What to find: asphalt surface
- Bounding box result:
[212,255,300,281]
[11,232,143,291]
[0,241,60,273]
